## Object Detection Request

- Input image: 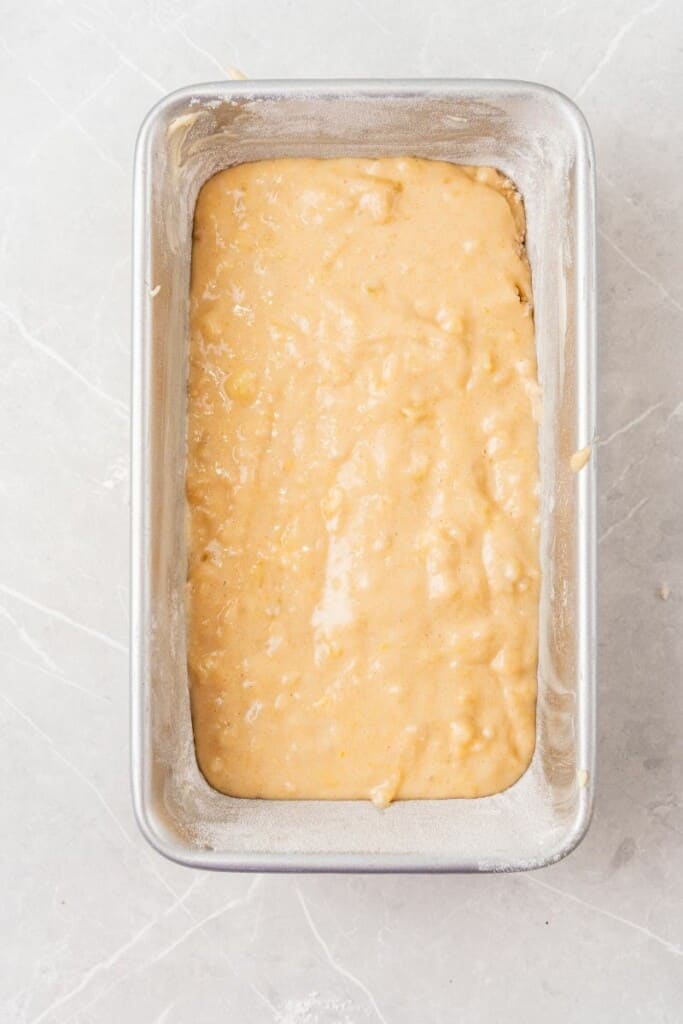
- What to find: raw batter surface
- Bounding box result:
[187,157,540,804]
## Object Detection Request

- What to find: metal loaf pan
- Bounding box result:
[131,80,596,871]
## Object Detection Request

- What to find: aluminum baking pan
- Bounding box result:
[131,79,596,871]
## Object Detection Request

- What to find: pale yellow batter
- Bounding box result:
[187,157,540,804]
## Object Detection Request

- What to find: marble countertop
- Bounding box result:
[2,1,682,1021]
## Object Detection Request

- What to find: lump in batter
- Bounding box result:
[187,157,540,804]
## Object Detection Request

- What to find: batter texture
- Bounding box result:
[187,157,540,804]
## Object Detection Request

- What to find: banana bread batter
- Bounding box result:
[187,157,540,804]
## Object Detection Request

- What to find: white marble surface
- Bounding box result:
[1,0,682,1020]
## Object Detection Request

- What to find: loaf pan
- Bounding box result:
[131,80,596,871]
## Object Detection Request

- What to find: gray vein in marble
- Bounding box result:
[59,885,205,1023]
[548,0,578,18]
[0,604,62,674]
[0,691,132,848]
[0,300,129,419]
[173,24,228,78]
[533,47,552,78]
[116,584,131,626]
[105,41,168,95]
[599,495,650,546]
[606,399,682,494]
[598,402,663,449]
[666,399,683,423]
[0,38,125,175]
[63,882,246,1024]
[350,0,393,37]
[598,168,641,213]
[67,876,281,1023]
[229,962,282,1022]
[1,648,110,704]
[606,450,648,499]
[599,227,683,315]
[0,582,127,652]
[29,879,204,1024]
[149,1005,176,1024]
[524,875,682,957]
[173,3,248,73]
[295,886,388,1024]
[141,878,262,973]
[574,0,666,99]
[30,66,125,169]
